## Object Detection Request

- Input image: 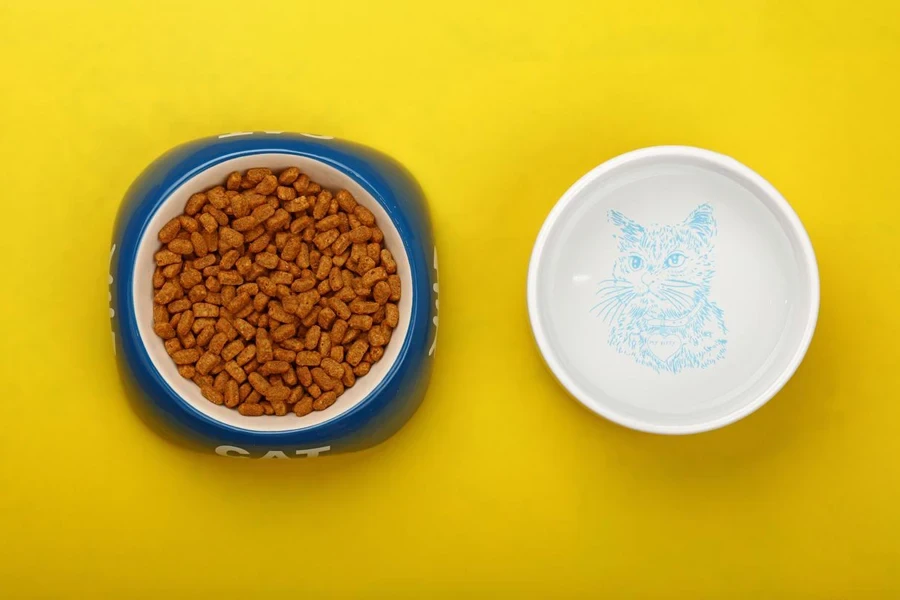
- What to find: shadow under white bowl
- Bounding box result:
[527,146,819,434]
[135,153,412,432]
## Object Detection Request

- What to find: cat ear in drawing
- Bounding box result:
[683,203,717,243]
[607,210,645,245]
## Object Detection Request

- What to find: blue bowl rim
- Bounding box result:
[115,138,429,438]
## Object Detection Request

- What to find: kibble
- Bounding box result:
[152,168,401,417]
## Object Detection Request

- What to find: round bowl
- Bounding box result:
[527,146,819,434]
[110,132,438,457]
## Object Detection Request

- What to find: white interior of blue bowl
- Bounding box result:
[134,153,413,432]
[528,146,819,434]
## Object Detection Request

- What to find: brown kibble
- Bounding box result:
[248,233,271,254]
[153,304,170,325]
[235,344,256,366]
[316,215,341,231]
[312,191,331,219]
[313,391,337,411]
[176,310,194,337]
[226,171,242,191]
[273,348,296,362]
[278,167,300,185]
[342,328,360,345]
[388,274,401,301]
[293,395,314,416]
[276,185,296,201]
[155,167,400,417]
[256,329,274,363]
[167,297,191,313]
[348,226,372,243]
[201,386,224,405]
[347,339,369,366]
[291,174,310,193]
[361,267,387,288]
[317,307,337,330]
[248,371,271,395]
[332,233,352,256]
[296,351,321,367]
[251,204,275,224]
[170,348,199,365]
[335,189,357,212]
[195,352,219,375]
[354,256,376,275]
[348,314,373,331]
[353,361,371,377]
[321,358,345,379]
[196,325,215,347]
[315,254,332,280]
[197,212,218,233]
[224,380,240,407]
[161,262,183,280]
[232,216,257,232]
[380,249,397,274]
[155,250,182,267]
[281,236,302,261]
[369,346,385,362]
[271,323,297,342]
[218,227,244,248]
[158,218,182,243]
[238,403,265,416]
[304,325,321,350]
[227,292,251,314]
[265,209,290,231]
[368,326,389,347]
[385,303,400,328]
[193,303,219,318]
[349,300,380,315]
[373,281,391,304]
[154,281,180,304]
[296,366,313,387]
[218,271,243,286]
[354,205,375,226]
[254,174,278,195]
[313,229,340,251]
[185,193,208,215]
[224,360,247,383]
[220,250,240,271]
[255,252,279,269]
[208,331,228,354]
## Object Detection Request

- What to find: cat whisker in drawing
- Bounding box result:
[590,279,637,324]
[589,204,728,374]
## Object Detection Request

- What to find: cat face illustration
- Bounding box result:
[592,204,727,373]
[598,204,717,320]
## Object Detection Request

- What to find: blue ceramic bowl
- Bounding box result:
[109,132,438,458]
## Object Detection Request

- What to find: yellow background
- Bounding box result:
[2,0,899,597]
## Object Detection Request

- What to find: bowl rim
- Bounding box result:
[526,145,820,434]
[113,136,433,441]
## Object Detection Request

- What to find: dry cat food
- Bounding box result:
[151,167,402,417]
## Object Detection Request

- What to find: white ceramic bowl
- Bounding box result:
[527,146,819,434]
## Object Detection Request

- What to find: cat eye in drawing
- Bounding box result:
[527,146,819,434]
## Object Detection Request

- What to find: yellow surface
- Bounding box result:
[2,1,899,597]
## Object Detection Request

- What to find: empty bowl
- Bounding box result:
[528,146,819,434]
[110,132,438,457]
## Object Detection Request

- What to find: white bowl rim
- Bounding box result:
[526,145,820,434]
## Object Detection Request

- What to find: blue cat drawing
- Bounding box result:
[591,204,727,373]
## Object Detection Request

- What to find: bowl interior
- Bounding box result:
[529,147,818,433]
[134,153,413,432]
